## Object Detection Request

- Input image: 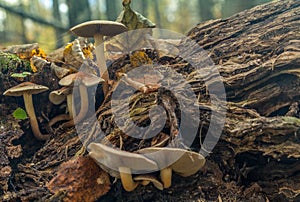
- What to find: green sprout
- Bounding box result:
[13,107,28,120]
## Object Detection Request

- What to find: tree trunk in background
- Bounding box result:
[106,0,118,20]
[222,0,256,18]
[52,0,64,48]
[153,0,161,27]
[66,0,91,28]
[198,0,214,21]
[142,0,148,17]
[20,3,28,44]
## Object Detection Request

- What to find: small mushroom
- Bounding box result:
[137,147,206,188]
[88,142,158,192]
[48,87,74,127]
[133,175,164,190]
[3,82,50,141]
[70,20,127,96]
[59,72,104,127]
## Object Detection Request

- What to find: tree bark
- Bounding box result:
[1,0,300,202]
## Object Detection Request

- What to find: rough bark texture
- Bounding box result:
[0,0,300,201]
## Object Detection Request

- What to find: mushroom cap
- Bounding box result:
[134,175,164,190]
[3,82,49,97]
[137,147,206,177]
[88,142,158,174]
[49,87,72,105]
[70,20,127,38]
[59,72,104,87]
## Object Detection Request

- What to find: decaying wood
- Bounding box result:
[0,0,300,201]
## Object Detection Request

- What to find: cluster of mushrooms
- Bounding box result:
[3,1,207,192]
[88,143,206,191]
[3,20,127,140]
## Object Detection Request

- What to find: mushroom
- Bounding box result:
[48,87,75,127]
[59,72,104,127]
[133,175,164,190]
[3,82,50,141]
[137,147,206,188]
[88,142,158,192]
[70,20,127,96]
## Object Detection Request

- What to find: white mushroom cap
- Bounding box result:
[3,82,49,97]
[137,147,206,177]
[59,72,104,87]
[70,20,127,38]
[88,143,158,174]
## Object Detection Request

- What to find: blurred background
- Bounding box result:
[0,0,274,52]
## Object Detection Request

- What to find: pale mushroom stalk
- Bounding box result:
[119,167,138,192]
[67,93,75,118]
[160,167,172,188]
[61,84,89,128]
[73,84,89,123]
[94,34,105,77]
[48,114,71,127]
[94,34,109,96]
[23,93,50,141]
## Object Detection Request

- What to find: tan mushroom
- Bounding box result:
[3,82,50,141]
[70,20,127,96]
[59,72,104,127]
[48,87,75,127]
[88,142,158,192]
[137,147,206,188]
[133,175,164,190]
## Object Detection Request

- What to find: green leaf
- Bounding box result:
[13,107,28,120]
[10,72,32,78]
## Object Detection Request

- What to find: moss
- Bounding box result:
[0,52,31,75]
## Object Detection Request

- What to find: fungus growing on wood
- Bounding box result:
[58,72,104,127]
[3,82,50,141]
[70,20,127,96]
[88,142,158,192]
[137,147,206,188]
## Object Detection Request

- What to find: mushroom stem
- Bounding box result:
[48,114,71,127]
[62,84,89,128]
[48,93,75,127]
[160,167,172,188]
[94,34,106,77]
[94,33,109,96]
[67,93,75,118]
[119,167,138,192]
[23,93,50,141]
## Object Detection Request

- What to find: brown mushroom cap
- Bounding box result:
[70,20,127,38]
[88,143,158,174]
[3,82,49,97]
[49,87,72,105]
[137,147,206,177]
[59,72,104,87]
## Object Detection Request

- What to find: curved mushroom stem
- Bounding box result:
[48,114,71,127]
[67,93,75,118]
[94,33,109,96]
[48,93,75,127]
[61,84,89,128]
[160,167,172,188]
[119,167,138,192]
[23,93,50,141]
